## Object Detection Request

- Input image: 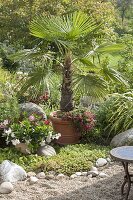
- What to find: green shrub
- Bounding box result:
[0,67,20,123]
[95,92,133,141]
[0,97,20,123]
[0,144,109,175]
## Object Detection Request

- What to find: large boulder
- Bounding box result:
[110,128,133,147]
[0,160,27,183]
[19,102,47,119]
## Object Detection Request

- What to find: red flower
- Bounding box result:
[44,120,50,125]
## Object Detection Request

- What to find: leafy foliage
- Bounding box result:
[95,92,133,141]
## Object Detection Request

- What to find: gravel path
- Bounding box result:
[0,163,133,200]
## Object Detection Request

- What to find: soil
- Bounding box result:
[0,162,133,200]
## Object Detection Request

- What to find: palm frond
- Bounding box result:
[78,58,97,68]
[19,65,58,95]
[95,44,125,54]
[73,73,108,101]
[8,49,53,62]
[30,12,99,44]
[100,65,129,86]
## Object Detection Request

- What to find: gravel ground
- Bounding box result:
[0,163,133,200]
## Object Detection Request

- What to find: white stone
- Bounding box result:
[36,172,45,179]
[81,172,88,176]
[106,157,111,163]
[45,174,55,180]
[99,172,109,178]
[37,145,56,157]
[57,173,65,177]
[75,172,82,176]
[90,166,98,172]
[70,174,78,179]
[0,182,14,194]
[56,174,66,180]
[87,174,93,178]
[0,160,27,182]
[29,176,38,184]
[27,172,36,177]
[96,158,107,167]
[88,170,99,177]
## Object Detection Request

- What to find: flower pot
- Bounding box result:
[49,112,80,145]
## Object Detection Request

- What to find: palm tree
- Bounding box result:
[13,11,127,112]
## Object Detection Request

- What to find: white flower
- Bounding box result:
[46,135,52,143]
[11,139,20,146]
[55,133,61,140]
[11,132,15,137]
[6,139,10,145]
[4,128,12,136]
[3,120,9,126]
[16,71,23,75]
[40,140,46,146]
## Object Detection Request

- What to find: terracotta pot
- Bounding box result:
[49,112,80,145]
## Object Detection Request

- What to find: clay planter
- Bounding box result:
[49,113,80,145]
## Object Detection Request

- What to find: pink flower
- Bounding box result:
[44,120,50,125]
[0,124,5,129]
[28,115,35,122]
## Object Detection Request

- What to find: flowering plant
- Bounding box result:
[2,114,61,152]
[53,108,95,136]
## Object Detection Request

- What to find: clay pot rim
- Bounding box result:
[49,111,72,124]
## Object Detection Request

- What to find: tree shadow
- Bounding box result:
[45,169,133,200]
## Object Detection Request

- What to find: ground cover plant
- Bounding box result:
[0,144,109,175]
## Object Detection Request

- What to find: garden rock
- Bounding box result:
[37,145,56,157]
[0,182,14,194]
[81,172,88,176]
[106,157,111,163]
[0,160,27,183]
[27,172,36,178]
[90,166,98,172]
[110,128,133,147]
[88,166,99,177]
[56,174,66,180]
[75,172,82,176]
[36,172,45,179]
[99,172,109,178]
[96,158,107,167]
[15,143,31,155]
[88,170,99,177]
[45,174,55,180]
[87,174,93,178]
[70,174,78,179]
[29,176,38,185]
[19,102,47,119]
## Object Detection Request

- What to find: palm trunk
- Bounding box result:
[60,52,74,112]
